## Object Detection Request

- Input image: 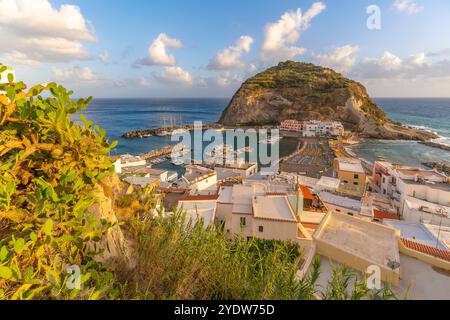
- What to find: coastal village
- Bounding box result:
[115,119,450,299]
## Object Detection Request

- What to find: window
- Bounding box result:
[382,177,386,183]
[354,182,359,186]
[347,212,354,216]
[343,180,349,184]
[258,226,264,233]
[336,209,341,213]
[240,217,246,227]
[354,174,359,179]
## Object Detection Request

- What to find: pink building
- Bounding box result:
[280,120,303,132]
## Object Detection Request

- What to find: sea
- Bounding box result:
[77,98,450,169]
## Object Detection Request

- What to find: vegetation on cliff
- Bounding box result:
[220,61,387,126]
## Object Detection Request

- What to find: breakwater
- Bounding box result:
[123,123,222,139]
[419,141,450,152]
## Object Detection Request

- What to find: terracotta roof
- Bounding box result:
[373,210,400,221]
[180,195,219,201]
[266,192,288,196]
[158,187,190,193]
[401,238,450,262]
[300,186,314,200]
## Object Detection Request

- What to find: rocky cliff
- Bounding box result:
[219,61,436,141]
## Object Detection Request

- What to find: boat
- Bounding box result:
[172,128,188,135]
[260,136,282,145]
[156,131,169,137]
[171,158,184,166]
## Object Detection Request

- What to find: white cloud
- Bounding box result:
[1,50,41,66]
[137,33,183,66]
[208,36,254,70]
[213,72,243,87]
[261,2,326,62]
[99,50,110,65]
[352,51,450,79]
[0,0,95,64]
[393,0,422,15]
[52,66,98,83]
[314,45,360,72]
[139,77,150,87]
[155,66,193,85]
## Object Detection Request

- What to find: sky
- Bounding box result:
[1,0,450,98]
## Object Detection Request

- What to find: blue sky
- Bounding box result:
[2,0,450,97]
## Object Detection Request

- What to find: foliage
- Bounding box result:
[119,210,317,300]
[0,64,119,299]
[238,60,387,124]
[119,211,398,300]
[321,265,398,300]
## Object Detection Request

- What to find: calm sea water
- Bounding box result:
[78,97,450,167]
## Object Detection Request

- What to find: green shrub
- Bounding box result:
[0,64,119,299]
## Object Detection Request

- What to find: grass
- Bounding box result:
[114,209,399,300]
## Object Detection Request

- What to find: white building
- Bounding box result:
[318,191,362,216]
[216,183,308,242]
[177,195,218,227]
[116,154,147,170]
[177,165,218,195]
[214,161,258,181]
[315,176,341,193]
[371,161,450,226]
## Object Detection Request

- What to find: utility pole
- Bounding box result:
[436,207,445,249]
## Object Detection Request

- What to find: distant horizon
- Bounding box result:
[84,96,450,100]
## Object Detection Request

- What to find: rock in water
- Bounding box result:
[219,61,436,141]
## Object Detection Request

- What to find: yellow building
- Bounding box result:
[333,158,367,197]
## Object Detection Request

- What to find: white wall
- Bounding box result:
[251,219,298,242]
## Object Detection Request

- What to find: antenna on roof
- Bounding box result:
[387,259,400,271]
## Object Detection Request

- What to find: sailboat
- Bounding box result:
[157,117,169,137]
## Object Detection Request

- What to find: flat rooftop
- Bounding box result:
[317,213,399,267]
[178,200,216,226]
[319,191,362,211]
[317,176,340,190]
[402,179,450,192]
[183,165,215,183]
[124,176,159,187]
[384,220,448,251]
[397,168,447,180]
[253,196,297,222]
[360,192,396,217]
[314,254,450,300]
[335,158,365,174]
[405,196,450,217]
[425,224,450,249]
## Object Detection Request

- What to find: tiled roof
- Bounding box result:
[401,238,450,262]
[373,210,400,221]
[266,192,288,196]
[180,195,219,201]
